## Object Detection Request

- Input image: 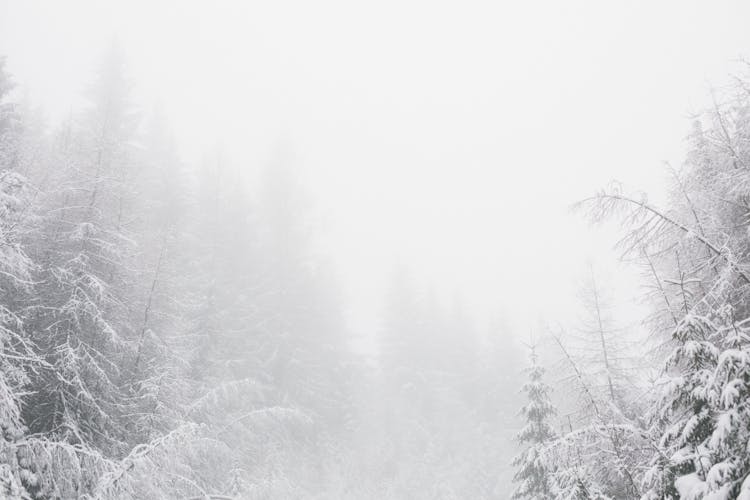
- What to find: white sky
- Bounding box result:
[2,0,750,347]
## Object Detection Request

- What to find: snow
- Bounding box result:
[675,473,708,500]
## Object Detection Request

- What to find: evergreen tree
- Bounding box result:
[579,67,750,500]
[255,146,351,428]
[511,344,557,499]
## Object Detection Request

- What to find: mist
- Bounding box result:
[2,1,750,498]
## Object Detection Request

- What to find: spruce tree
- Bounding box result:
[511,344,557,499]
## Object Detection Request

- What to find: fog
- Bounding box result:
[2,1,750,499]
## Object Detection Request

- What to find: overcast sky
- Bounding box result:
[2,0,750,347]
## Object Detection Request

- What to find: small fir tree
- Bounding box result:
[511,344,557,499]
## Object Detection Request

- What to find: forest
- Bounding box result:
[0,49,521,498]
[3,2,750,500]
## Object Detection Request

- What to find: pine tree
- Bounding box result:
[579,67,750,500]
[511,344,557,499]
[0,57,21,172]
[255,146,351,427]
[19,44,138,459]
[0,169,38,498]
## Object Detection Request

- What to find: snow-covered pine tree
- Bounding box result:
[511,344,557,499]
[0,148,38,498]
[255,146,352,429]
[0,57,22,173]
[578,68,750,500]
[637,83,750,497]
[632,241,750,499]
[169,149,321,496]
[120,109,194,445]
[373,270,499,498]
[8,45,145,498]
